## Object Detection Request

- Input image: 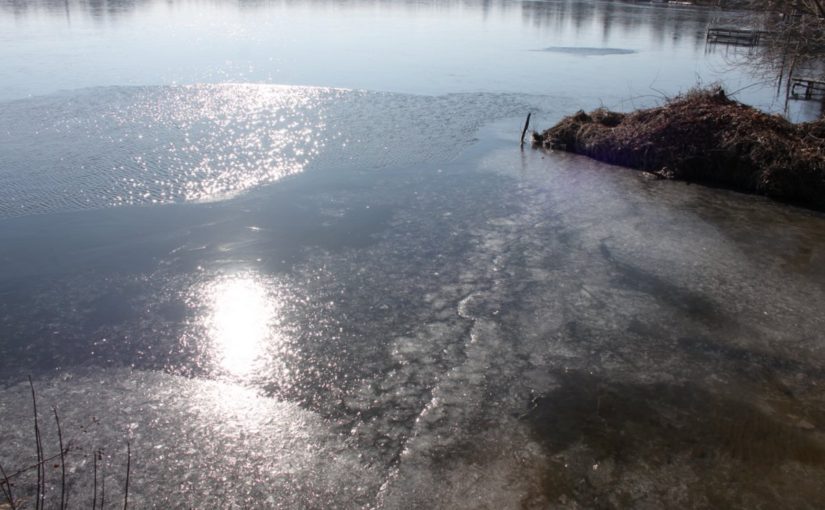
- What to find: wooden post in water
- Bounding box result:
[520,113,532,146]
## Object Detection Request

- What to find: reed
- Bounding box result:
[0,377,132,510]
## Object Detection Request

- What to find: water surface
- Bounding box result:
[0,0,785,109]
[1,1,825,508]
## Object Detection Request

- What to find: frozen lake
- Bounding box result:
[1,0,824,508]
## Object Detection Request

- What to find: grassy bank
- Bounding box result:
[532,88,825,211]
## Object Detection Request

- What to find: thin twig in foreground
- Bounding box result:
[100,455,105,510]
[93,450,98,510]
[0,460,17,510]
[28,376,44,510]
[4,451,68,481]
[52,406,66,510]
[123,441,131,510]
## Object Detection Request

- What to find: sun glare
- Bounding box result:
[206,276,275,376]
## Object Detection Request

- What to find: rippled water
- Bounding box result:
[1,0,825,508]
[0,85,534,216]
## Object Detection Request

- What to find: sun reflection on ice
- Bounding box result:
[202,274,278,376]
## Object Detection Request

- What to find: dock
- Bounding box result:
[790,77,825,99]
[706,27,763,46]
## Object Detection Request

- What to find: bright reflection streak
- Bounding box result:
[204,275,277,376]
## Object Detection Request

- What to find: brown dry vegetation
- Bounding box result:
[533,88,825,210]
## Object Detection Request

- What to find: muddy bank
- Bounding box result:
[533,88,825,211]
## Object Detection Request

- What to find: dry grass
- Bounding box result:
[533,87,825,210]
